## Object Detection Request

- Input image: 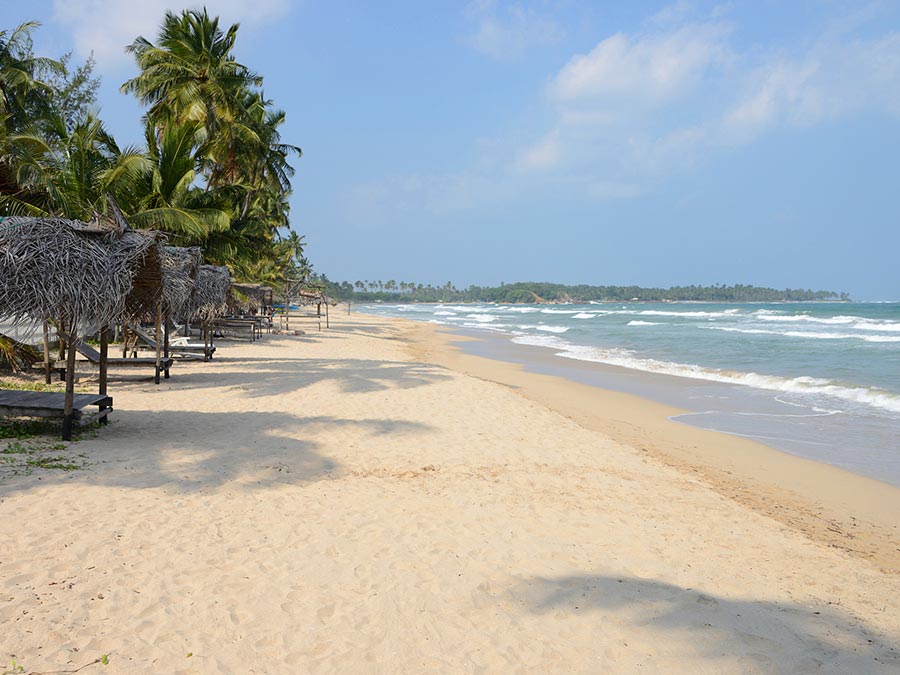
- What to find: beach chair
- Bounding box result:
[128,323,215,361]
[54,338,173,385]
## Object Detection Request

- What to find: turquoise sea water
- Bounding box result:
[359,301,900,486]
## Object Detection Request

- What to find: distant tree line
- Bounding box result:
[319,280,849,304]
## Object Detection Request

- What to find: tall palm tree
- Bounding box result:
[121,9,261,137]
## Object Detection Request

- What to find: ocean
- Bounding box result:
[359,301,900,487]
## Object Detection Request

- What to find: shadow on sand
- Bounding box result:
[0,408,433,498]
[508,573,899,673]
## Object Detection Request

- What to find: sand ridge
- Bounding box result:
[1,311,898,673]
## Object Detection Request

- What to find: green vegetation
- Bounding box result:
[323,279,849,304]
[1,12,308,285]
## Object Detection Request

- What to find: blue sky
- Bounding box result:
[6,1,900,299]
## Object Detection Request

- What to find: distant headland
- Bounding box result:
[320,280,849,304]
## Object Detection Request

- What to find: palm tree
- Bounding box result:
[4,112,145,220]
[0,22,61,130]
[0,22,61,211]
[122,9,261,134]
[122,119,232,242]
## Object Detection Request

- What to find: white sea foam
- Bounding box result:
[627,320,660,326]
[635,309,740,318]
[511,335,900,414]
[433,310,457,316]
[573,312,597,319]
[465,314,499,323]
[540,308,580,314]
[536,325,570,333]
[709,326,900,342]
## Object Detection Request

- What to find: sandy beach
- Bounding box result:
[2,310,899,674]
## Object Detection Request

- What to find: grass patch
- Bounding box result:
[0,418,59,440]
[0,422,99,478]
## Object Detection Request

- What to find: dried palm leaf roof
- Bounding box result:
[161,246,202,321]
[192,265,231,324]
[0,216,163,337]
[229,282,273,311]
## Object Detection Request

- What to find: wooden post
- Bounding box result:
[99,325,109,425]
[42,321,51,385]
[58,320,66,361]
[154,304,162,385]
[62,331,77,441]
[325,301,330,329]
[163,314,170,379]
[121,324,129,358]
[203,325,210,361]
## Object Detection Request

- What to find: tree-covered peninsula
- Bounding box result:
[320,280,848,304]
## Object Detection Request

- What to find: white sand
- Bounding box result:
[1,311,898,673]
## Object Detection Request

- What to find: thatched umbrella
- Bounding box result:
[0,215,162,438]
[191,265,230,357]
[161,246,202,322]
[192,265,231,324]
[0,216,159,334]
[229,282,274,314]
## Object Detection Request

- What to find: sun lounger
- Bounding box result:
[53,338,173,384]
[128,324,215,361]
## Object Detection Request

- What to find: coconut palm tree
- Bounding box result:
[121,119,232,242]
[0,22,61,130]
[122,9,261,132]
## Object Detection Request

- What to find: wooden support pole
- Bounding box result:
[58,320,66,362]
[121,324,129,359]
[62,332,77,441]
[163,314,170,379]
[99,325,109,425]
[154,304,162,385]
[42,321,51,385]
[325,301,330,329]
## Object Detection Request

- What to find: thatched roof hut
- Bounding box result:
[160,246,202,321]
[0,216,162,337]
[192,265,231,324]
[229,282,274,313]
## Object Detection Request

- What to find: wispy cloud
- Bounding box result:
[516,2,900,191]
[347,2,900,219]
[515,129,561,171]
[463,0,564,60]
[550,22,730,105]
[51,0,292,72]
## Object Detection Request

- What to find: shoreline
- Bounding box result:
[387,314,900,574]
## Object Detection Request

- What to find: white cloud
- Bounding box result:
[515,129,561,171]
[551,22,730,103]
[464,0,564,60]
[517,5,900,190]
[51,0,292,71]
[723,32,900,139]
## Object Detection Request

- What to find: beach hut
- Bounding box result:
[0,215,161,438]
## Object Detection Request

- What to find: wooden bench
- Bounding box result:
[0,389,112,439]
[212,319,258,342]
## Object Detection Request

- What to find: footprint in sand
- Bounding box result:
[316,603,335,623]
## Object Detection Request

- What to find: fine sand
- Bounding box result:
[1,310,898,674]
